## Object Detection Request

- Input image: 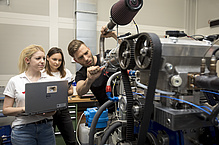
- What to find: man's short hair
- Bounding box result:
[68,39,85,58]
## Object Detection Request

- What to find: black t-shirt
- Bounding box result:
[75,54,113,106]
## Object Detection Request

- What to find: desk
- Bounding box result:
[68,95,97,103]
[68,95,98,111]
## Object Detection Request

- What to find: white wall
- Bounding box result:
[195,0,219,35]
[0,0,76,86]
[0,0,218,86]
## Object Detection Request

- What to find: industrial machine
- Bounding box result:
[87,30,219,145]
[79,0,219,145]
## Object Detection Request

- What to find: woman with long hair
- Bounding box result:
[3,44,56,145]
[45,47,75,145]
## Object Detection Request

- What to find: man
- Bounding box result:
[67,26,119,111]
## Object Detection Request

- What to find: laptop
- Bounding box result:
[24,80,68,115]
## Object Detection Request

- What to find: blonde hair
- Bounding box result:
[18,45,45,74]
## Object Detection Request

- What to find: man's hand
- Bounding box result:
[101,25,117,38]
[76,66,105,96]
[87,66,105,82]
[101,25,122,44]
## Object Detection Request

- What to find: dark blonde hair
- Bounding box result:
[45,47,66,78]
[18,45,45,74]
[68,39,86,58]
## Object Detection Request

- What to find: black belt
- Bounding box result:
[30,119,53,125]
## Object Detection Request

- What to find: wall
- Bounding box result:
[0,0,76,86]
[1,0,218,86]
[195,0,219,35]
[96,0,187,50]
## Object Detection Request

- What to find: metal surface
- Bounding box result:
[140,37,218,94]
[118,39,135,69]
[153,102,211,131]
[90,32,219,145]
[134,33,153,69]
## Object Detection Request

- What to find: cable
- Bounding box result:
[134,92,211,115]
[76,113,84,145]
[116,24,119,46]
[134,91,214,115]
[200,106,213,112]
[133,19,139,34]
[189,34,205,41]
[135,79,175,96]
[133,92,145,98]
[200,90,219,96]
[158,95,211,115]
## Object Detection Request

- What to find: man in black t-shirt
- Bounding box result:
[67,26,119,109]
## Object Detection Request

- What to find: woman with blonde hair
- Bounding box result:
[3,44,56,145]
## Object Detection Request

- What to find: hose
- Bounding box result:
[106,71,121,86]
[209,103,219,125]
[99,36,105,66]
[212,47,219,56]
[100,121,123,145]
[76,113,84,145]
[89,100,114,145]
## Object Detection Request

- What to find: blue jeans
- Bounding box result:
[11,121,55,145]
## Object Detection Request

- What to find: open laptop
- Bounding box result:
[24,80,68,115]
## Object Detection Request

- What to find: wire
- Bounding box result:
[116,24,119,46]
[187,35,195,40]
[135,79,176,96]
[133,92,145,98]
[200,106,213,112]
[158,95,211,115]
[76,113,84,145]
[133,19,139,34]
[134,91,214,114]
[200,90,219,96]
[133,92,211,115]
[189,34,205,41]
[135,90,219,123]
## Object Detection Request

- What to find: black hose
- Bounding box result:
[121,69,135,141]
[209,103,219,125]
[212,47,219,60]
[212,48,219,56]
[100,122,123,145]
[203,92,217,106]
[89,100,114,145]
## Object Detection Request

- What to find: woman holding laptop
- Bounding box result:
[3,45,56,145]
[44,47,75,145]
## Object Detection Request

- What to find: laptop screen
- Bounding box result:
[24,80,68,115]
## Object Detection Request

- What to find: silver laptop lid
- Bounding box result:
[25,80,68,115]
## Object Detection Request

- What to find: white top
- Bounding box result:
[44,68,73,82]
[3,72,55,128]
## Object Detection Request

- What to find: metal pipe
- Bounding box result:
[99,36,105,66]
